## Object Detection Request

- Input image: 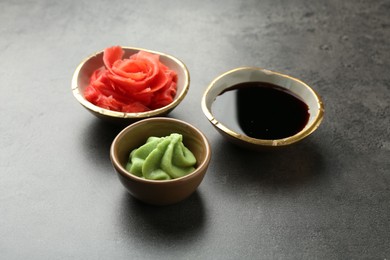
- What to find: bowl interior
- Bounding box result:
[202,67,324,147]
[72,47,189,119]
[112,118,210,179]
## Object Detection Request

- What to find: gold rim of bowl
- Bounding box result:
[71,46,190,119]
[201,67,325,147]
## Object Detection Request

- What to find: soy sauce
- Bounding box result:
[212,82,310,140]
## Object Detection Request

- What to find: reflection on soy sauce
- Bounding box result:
[212,82,310,140]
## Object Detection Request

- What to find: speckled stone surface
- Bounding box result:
[1,0,389,259]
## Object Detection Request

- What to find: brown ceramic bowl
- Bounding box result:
[72,46,190,124]
[110,117,211,205]
[202,67,324,150]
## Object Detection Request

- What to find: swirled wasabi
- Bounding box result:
[125,133,197,180]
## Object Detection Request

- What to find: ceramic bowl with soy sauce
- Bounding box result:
[72,46,190,124]
[201,67,324,150]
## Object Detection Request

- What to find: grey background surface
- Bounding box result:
[1,0,389,259]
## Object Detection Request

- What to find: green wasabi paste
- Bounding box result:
[125,133,197,180]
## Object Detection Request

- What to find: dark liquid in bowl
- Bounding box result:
[212,82,310,140]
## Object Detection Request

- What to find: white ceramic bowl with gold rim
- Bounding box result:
[72,46,190,124]
[201,67,324,150]
[110,117,211,206]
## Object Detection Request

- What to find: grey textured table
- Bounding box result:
[1,0,389,259]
